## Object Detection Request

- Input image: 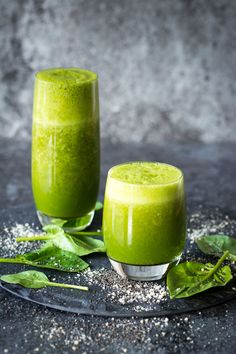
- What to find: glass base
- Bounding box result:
[37,210,95,232]
[109,257,180,281]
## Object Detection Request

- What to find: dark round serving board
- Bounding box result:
[0,204,236,318]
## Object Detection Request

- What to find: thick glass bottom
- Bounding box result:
[37,210,95,231]
[109,257,180,281]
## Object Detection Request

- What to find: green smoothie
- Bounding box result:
[32,68,100,218]
[103,162,186,265]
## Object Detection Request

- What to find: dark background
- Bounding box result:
[0,0,236,144]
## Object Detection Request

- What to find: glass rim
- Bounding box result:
[107,161,184,187]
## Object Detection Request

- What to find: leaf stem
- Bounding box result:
[201,250,229,282]
[16,231,103,242]
[0,258,23,263]
[46,281,88,291]
[69,231,103,237]
[16,235,53,242]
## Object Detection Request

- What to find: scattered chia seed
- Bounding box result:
[78,267,167,307]
[1,205,236,312]
[1,222,41,258]
[187,206,236,243]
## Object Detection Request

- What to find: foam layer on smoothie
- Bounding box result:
[106,162,184,204]
[36,68,97,85]
[110,162,182,185]
[34,68,98,125]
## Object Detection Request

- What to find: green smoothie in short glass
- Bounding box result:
[32,68,100,229]
[103,162,186,280]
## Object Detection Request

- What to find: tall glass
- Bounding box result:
[32,68,100,230]
[103,162,186,281]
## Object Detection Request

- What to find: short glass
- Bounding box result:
[32,68,100,230]
[103,162,186,281]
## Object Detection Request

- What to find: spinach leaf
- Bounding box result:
[24,243,89,271]
[42,225,105,256]
[15,224,62,242]
[16,225,106,256]
[70,230,103,237]
[48,232,105,257]
[167,251,232,299]
[70,235,106,255]
[43,225,63,234]
[0,270,88,291]
[195,235,236,261]
[0,244,89,272]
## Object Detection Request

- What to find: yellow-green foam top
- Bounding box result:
[109,162,182,185]
[35,67,97,85]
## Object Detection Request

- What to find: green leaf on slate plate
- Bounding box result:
[167,251,232,299]
[48,230,106,257]
[15,224,64,242]
[24,243,89,270]
[195,235,236,261]
[70,235,106,256]
[70,230,103,237]
[16,224,106,256]
[43,225,105,256]
[0,244,89,272]
[16,224,103,243]
[0,270,88,291]
[43,224,65,235]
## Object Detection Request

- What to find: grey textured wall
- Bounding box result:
[0,0,236,144]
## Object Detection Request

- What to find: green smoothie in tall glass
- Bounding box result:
[103,162,186,280]
[32,68,100,228]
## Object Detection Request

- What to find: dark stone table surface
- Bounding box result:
[0,138,236,354]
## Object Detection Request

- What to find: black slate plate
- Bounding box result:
[0,204,236,318]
